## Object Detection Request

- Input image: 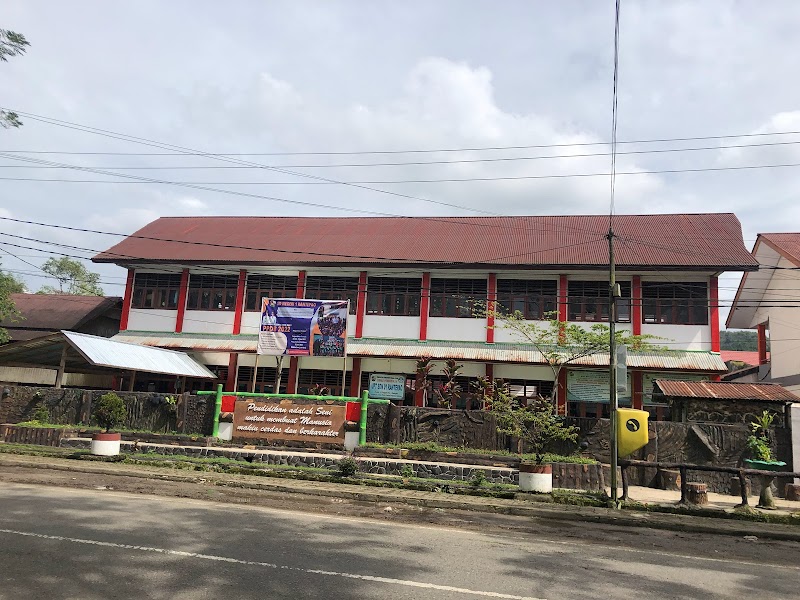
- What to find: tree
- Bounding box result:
[1,29,30,128]
[490,388,578,463]
[434,358,464,409]
[38,257,104,296]
[487,309,664,408]
[0,263,25,343]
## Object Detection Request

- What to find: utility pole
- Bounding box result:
[608,227,619,505]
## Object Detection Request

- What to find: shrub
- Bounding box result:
[746,410,775,462]
[92,393,127,432]
[336,457,359,477]
[400,464,414,478]
[470,470,487,487]
[30,405,49,424]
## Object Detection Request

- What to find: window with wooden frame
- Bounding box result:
[641,282,708,325]
[244,274,299,311]
[496,279,558,320]
[185,274,239,311]
[131,273,182,310]
[297,369,352,396]
[568,281,631,322]
[429,278,487,318]
[305,276,358,314]
[366,277,421,316]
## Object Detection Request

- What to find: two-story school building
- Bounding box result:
[94,213,758,420]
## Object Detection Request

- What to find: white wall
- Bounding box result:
[360,358,418,374]
[492,364,555,381]
[127,309,177,332]
[641,324,710,351]
[756,256,800,379]
[181,311,236,334]
[239,312,261,336]
[361,315,420,339]
[426,317,487,342]
[191,352,232,366]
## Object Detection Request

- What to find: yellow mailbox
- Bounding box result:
[617,408,649,457]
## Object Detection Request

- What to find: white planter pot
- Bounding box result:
[91,432,121,456]
[217,422,233,441]
[344,431,360,452]
[519,463,553,493]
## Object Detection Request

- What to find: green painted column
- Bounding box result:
[359,390,369,445]
[211,384,223,438]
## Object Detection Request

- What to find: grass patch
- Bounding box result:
[362,442,596,464]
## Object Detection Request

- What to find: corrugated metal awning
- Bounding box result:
[113,331,727,372]
[655,379,800,402]
[0,331,215,378]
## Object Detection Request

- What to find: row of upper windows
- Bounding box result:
[130,274,710,325]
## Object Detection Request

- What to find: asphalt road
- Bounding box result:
[0,482,798,600]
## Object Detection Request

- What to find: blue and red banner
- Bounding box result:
[257,298,349,357]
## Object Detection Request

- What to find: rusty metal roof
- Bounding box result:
[112,332,728,372]
[759,233,800,267]
[0,294,121,341]
[93,214,758,270]
[655,380,799,402]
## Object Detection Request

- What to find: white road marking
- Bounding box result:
[0,528,546,600]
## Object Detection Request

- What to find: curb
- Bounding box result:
[1,454,799,542]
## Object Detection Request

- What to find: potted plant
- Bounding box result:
[91,392,127,456]
[490,383,577,493]
[743,410,786,509]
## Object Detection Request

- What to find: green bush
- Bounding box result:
[336,457,359,477]
[92,393,127,432]
[470,470,487,487]
[400,464,414,478]
[30,405,49,424]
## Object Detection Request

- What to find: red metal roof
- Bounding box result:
[93,213,758,270]
[719,350,768,365]
[654,380,799,402]
[0,294,121,341]
[759,233,800,267]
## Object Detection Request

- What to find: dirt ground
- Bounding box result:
[1,456,799,569]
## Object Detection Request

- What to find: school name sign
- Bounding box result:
[232,399,347,443]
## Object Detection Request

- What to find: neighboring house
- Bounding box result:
[0,293,122,342]
[92,213,757,420]
[0,294,122,388]
[727,233,800,394]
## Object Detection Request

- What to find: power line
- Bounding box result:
[2,110,494,215]
[6,159,800,185]
[5,129,800,157]
[3,138,800,169]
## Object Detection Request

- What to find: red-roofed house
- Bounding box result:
[728,233,800,394]
[94,213,758,419]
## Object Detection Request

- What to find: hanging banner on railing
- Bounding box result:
[257,298,349,357]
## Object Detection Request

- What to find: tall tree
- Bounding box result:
[487,310,664,408]
[0,262,25,343]
[38,257,104,296]
[1,28,30,128]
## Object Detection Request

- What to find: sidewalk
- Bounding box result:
[1,450,799,542]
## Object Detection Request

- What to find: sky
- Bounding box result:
[2,1,800,325]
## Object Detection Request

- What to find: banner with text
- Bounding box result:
[258,298,349,357]
[232,399,347,443]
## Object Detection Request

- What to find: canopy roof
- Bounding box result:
[0,330,215,378]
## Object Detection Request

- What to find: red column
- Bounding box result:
[232,270,246,335]
[120,268,134,331]
[287,357,299,393]
[632,275,642,336]
[350,357,362,396]
[225,353,238,392]
[757,322,768,364]
[556,369,568,415]
[632,371,643,410]
[710,275,720,352]
[296,270,306,298]
[355,271,367,339]
[485,363,494,380]
[558,275,568,344]
[175,269,190,333]
[419,272,431,341]
[486,273,497,343]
